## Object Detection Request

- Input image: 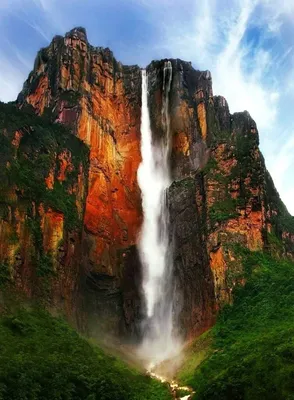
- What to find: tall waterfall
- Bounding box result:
[137,63,180,367]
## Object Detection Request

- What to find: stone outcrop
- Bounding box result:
[0,27,292,341]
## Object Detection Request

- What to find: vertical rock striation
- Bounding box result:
[18,27,142,272]
[0,27,291,340]
[147,59,294,337]
[17,28,143,336]
[0,102,89,324]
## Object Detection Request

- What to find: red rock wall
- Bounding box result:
[20,28,142,278]
[14,30,293,340]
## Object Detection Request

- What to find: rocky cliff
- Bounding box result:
[0,101,88,325]
[17,27,143,336]
[147,59,294,337]
[0,27,293,341]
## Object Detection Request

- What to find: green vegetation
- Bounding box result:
[202,157,218,175]
[0,101,89,231]
[234,122,263,190]
[267,232,284,255]
[0,263,11,287]
[37,253,55,277]
[59,90,82,107]
[25,216,55,280]
[278,214,294,234]
[0,308,171,400]
[171,177,195,190]
[177,249,294,399]
[8,231,18,245]
[175,388,192,398]
[26,217,43,252]
[45,181,80,231]
[177,331,212,387]
[209,198,239,223]
[264,171,294,250]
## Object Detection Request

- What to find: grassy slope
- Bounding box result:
[0,308,171,400]
[177,249,294,400]
[177,331,212,387]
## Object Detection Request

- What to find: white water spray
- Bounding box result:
[137,63,181,367]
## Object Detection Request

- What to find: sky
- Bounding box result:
[0,0,293,214]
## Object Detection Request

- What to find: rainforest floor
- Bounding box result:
[1,248,294,400]
[176,248,294,400]
[0,305,171,400]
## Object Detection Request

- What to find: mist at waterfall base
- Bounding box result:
[137,65,182,370]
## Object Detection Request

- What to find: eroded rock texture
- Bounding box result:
[147,59,294,337]
[0,102,88,326]
[0,27,292,341]
[17,28,143,336]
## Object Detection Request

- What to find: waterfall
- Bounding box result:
[137,63,181,367]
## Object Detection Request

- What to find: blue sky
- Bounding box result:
[0,0,293,214]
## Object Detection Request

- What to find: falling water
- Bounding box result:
[137,63,181,367]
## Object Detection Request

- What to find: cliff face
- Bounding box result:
[17,28,143,336]
[0,102,88,324]
[146,59,294,338]
[18,27,142,271]
[0,27,292,340]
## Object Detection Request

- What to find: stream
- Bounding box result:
[148,369,194,399]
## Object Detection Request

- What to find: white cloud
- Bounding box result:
[0,53,26,102]
[266,133,294,215]
[156,0,282,130]
[146,0,293,213]
[0,0,293,213]
[32,0,51,11]
[0,0,74,102]
[283,187,294,215]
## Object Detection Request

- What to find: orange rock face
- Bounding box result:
[173,131,190,156]
[57,150,74,183]
[39,206,64,257]
[12,31,293,340]
[197,102,207,140]
[45,169,55,189]
[11,130,23,148]
[21,29,142,276]
[209,246,228,305]
[78,87,142,273]
[205,133,264,306]
[25,75,50,115]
